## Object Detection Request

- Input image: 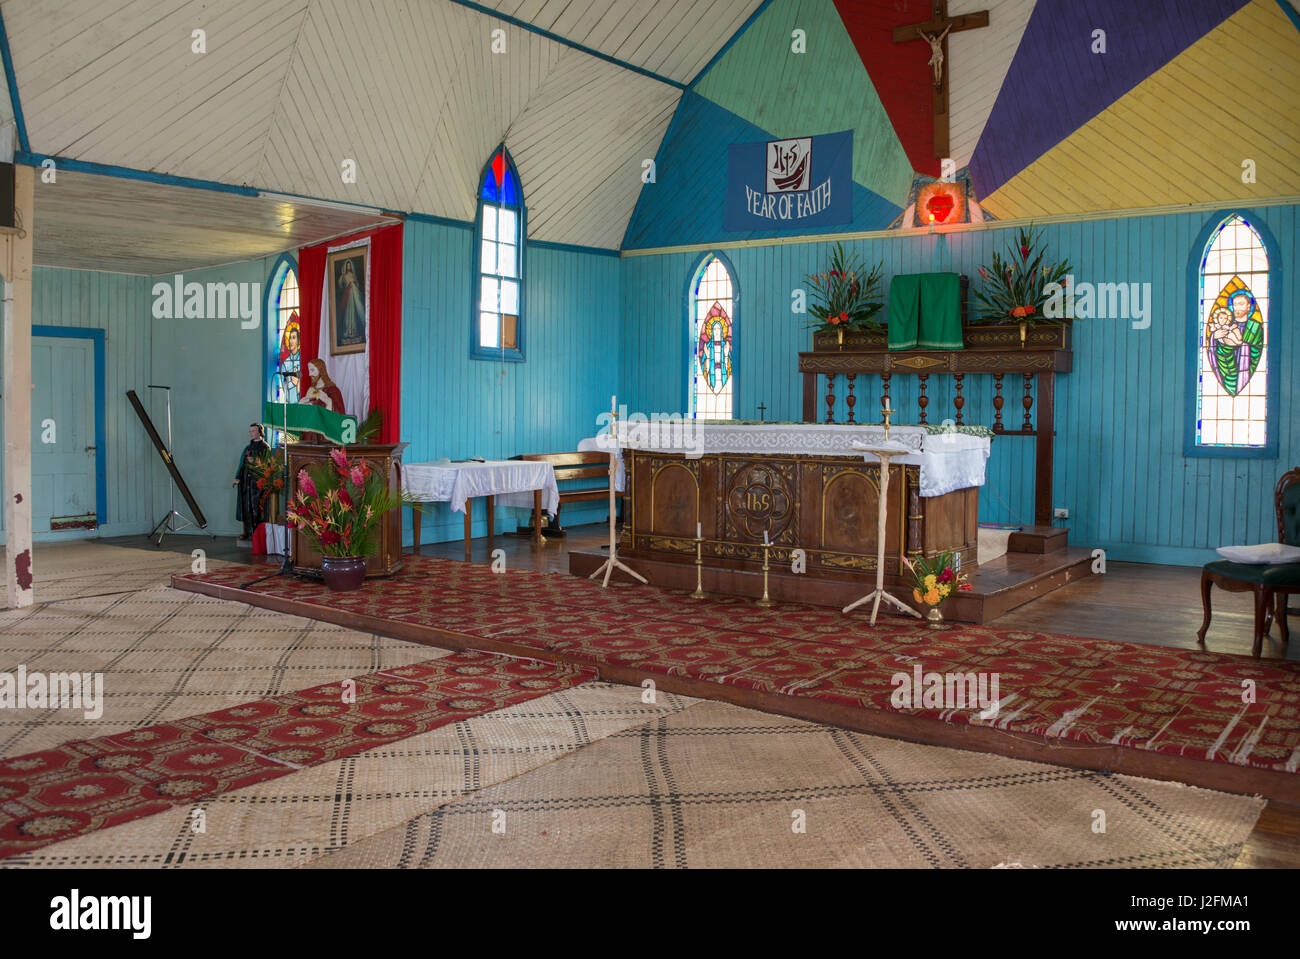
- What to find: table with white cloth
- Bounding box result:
[403,459,560,555]
[612,421,991,591]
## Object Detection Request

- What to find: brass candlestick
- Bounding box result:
[690,534,706,599]
[882,402,894,441]
[756,542,775,607]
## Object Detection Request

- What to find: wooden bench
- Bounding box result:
[517,451,612,536]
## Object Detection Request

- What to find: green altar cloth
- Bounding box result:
[261,402,358,445]
[887,272,963,350]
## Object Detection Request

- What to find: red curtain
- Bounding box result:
[297,223,403,444]
[298,243,326,371]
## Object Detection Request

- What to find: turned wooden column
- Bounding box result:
[992,373,1005,433]
[845,374,857,423]
[824,374,836,423]
[1034,372,1056,526]
[953,373,965,425]
[1022,373,1034,430]
[917,373,929,424]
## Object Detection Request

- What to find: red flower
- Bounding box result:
[939,567,954,583]
[958,582,974,592]
[350,466,365,487]
[978,267,989,280]
[319,530,341,546]
[1020,245,1031,259]
[338,488,354,509]
[297,469,317,498]
[838,311,849,325]
[828,314,841,325]
[329,448,348,470]
[1025,304,1036,315]
[256,478,267,489]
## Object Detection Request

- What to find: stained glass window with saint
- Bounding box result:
[690,256,734,420]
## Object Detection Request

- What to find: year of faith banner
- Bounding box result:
[724,130,853,232]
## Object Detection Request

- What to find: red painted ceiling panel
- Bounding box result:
[833,0,940,177]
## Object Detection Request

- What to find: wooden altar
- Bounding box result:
[287,442,407,578]
[618,448,978,589]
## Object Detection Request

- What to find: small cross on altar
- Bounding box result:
[893,1,989,161]
[757,402,768,421]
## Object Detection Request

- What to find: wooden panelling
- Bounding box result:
[2,0,710,249]
[982,0,1300,219]
[693,0,914,206]
[473,0,763,83]
[400,220,619,545]
[618,203,1299,565]
[0,267,155,541]
[33,170,396,275]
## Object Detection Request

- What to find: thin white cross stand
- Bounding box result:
[589,396,647,589]
[843,405,923,625]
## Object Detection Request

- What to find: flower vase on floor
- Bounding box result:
[925,605,945,629]
[320,555,366,592]
[903,549,972,628]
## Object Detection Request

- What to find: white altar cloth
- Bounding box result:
[403,460,560,516]
[613,422,989,498]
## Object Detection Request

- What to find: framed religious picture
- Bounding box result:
[326,246,368,355]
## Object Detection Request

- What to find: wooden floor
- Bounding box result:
[112,527,1300,867]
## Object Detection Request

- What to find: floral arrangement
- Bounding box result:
[285,448,412,558]
[246,450,286,512]
[902,550,973,609]
[969,225,1072,327]
[803,242,885,334]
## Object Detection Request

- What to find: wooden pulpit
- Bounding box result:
[287,442,407,578]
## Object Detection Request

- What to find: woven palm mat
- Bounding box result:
[179,556,1300,777]
[2,541,235,605]
[0,650,590,859]
[0,585,442,757]
[1,682,695,868]
[307,699,1266,869]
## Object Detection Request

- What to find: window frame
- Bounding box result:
[1183,209,1282,460]
[471,145,527,363]
[264,252,300,429]
[683,251,740,420]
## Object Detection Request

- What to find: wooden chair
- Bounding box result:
[518,451,613,535]
[1197,467,1300,656]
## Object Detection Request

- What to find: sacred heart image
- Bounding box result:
[766,137,811,193]
[1205,275,1264,396]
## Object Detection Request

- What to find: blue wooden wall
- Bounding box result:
[0,268,155,542]
[401,220,620,545]
[619,203,1298,566]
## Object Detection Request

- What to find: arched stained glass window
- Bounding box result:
[473,145,525,361]
[266,254,300,444]
[1193,214,1271,451]
[690,255,735,420]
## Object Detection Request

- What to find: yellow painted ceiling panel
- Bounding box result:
[982,0,1300,220]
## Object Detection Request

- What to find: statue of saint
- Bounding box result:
[301,358,346,414]
[232,423,270,540]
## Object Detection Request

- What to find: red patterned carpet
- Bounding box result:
[0,651,589,859]
[172,556,1300,800]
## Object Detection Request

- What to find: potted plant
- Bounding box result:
[969,225,1073,348]
[805,243,885,351]
[901,551,973,628]
[285,447,412,591]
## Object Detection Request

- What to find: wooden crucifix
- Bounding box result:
[893,1,989,161]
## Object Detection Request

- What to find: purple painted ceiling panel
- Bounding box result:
[970,0,1250,199]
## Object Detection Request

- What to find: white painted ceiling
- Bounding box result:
[3,0,763,251]
[34,169,398,275]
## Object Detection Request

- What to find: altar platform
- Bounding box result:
[571,527,1095,624]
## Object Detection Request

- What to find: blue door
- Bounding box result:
[31,334,98,531]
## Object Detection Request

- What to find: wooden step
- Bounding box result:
[1007,525,1069,554]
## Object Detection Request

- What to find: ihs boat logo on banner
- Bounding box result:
[767,137,811,193]
[725,130,853,232]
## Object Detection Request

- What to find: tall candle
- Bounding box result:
[697,522,702,539]
[883,396,891,410]
[764,529,769,545]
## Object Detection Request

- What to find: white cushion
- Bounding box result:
[1215,542,1300,565]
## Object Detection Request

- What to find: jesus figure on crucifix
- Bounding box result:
[920,24,951,87]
